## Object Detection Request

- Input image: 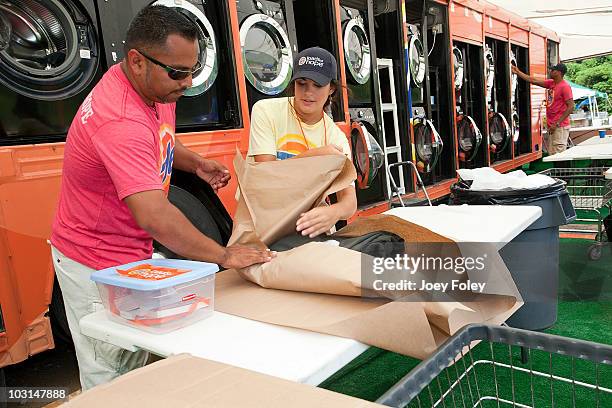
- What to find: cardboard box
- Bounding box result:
[62,354,383,407]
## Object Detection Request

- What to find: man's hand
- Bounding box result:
[548,122,557,133]
[220,245,275,269]
[511,65,548,88]
[195,158,230,192]
[296,206,340,238]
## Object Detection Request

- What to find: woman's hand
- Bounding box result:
[296,206,340,238]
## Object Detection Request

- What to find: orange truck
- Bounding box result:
[0,0,560,374]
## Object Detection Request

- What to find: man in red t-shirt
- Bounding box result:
[50,6,271,389]
[512,63,574,154]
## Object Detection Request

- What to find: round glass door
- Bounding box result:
[488,112,510,153]
[408,34,426,88]
[0,0,99,100]
[512,111,520,142]
[484,45,495,105]
[414,118,443,173]
[457,115,482,161]
[154,0,218,97]
[452,46,464,91]
[351,121,383,189]
[510,51,518,107]
[240,14,292,95]
[343,16,371,85]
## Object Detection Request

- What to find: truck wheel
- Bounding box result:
[153,185,223,259]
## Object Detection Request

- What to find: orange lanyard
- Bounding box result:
[290,100,327,150]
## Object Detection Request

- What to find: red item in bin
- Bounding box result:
[127,297,210,327]
[116,264,191,280]
[107,283,210,327]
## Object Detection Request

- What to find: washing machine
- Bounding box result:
[406,23,443,175]
[236,0,297,110]
[340,3,373,107]
[411,107,443,174]
[98,0,241,131]
[406,23,425,105]
[484,44,510,157]
[452,45,482,164]
[510,50,520,146]
[0,0,103,145]
[349,107,385,204]
[484,45,495,110]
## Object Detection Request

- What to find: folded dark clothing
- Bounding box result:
[270,231,405,258]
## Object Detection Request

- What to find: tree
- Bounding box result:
[566,56,612,114]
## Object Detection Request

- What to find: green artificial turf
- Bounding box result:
[319,238,612,407]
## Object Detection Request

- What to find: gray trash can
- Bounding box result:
[449,180,576,330]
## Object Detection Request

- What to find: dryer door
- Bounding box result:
[414,118,443,173]
[351,121,383,189]
[0,0,99,100]
[484,45,495,106]
[452,46,464,91]
[343,14,371,85]
[457,115,482,162]
[240,13,293,95]
[511,111,520,143]
[510,51,518,107]
[153,0,218,97]
[488,112,510,154]
[408,32,425,88]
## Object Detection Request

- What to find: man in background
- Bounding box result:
[512,63,574,154]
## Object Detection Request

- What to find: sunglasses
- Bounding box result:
[137,49,202,80]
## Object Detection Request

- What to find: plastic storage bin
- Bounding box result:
[91,259,218,334]
[449,180,576,330]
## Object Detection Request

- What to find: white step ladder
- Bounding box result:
[376,58,406,198]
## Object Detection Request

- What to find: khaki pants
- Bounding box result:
[51,246,149,390]
[547,127,570,155]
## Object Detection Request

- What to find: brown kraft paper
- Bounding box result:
[215,152,523,359]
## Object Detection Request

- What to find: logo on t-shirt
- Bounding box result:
[80,92,94,125]
[158,124,175,192]
[276,134,314,160]
[546,88,554,107]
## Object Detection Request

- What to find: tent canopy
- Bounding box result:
[568,80,608,100]
[487,0,612,62]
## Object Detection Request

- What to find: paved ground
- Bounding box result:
[3,338,80,408]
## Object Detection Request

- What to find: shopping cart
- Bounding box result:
[539,167,612,260]
[376,324,612,408]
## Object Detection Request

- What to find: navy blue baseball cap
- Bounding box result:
[549,63,567,75]
[291,47,338,86]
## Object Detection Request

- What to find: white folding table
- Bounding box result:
[578,134,612,146]
[80,205,542,385]
[544,135,612,162]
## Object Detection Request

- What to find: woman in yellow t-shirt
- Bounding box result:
[247,47,357,238]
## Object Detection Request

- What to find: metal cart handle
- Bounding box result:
[387,161,432,207]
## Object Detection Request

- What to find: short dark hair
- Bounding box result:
[124,5,198,54]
